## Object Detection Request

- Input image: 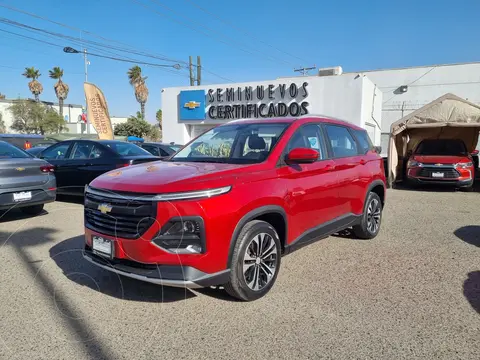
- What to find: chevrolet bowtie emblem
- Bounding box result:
[15,167,25,171]
[98,203,113,214]
[184,101,200,110]
[435,163,442,166]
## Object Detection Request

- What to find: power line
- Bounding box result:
[0,3,233,82]
[383,67,437,104]
[183,0,311,65]
[131,0,295,67]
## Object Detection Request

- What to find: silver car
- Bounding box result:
[0,140,56,216]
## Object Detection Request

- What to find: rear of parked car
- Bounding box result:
[83,116,386,301]
[0,141,56,215]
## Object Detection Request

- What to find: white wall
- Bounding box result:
[162,74,381,145]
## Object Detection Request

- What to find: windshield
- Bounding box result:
[171,123,289,164]
[0,141,32,159]
[101,141,152,156]
[415,139,468,156]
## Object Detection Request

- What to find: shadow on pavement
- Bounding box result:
[463,271,480,314]
[454,226,480,247]
[50,235,232,302]
[0,208,49,222]
[1,227,115,360]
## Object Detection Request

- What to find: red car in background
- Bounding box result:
[406,139,475,190]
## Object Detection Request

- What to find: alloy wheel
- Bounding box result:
[367,198,381,234]
[242,232,278,291]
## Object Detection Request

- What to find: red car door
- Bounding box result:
[277,123,342,243]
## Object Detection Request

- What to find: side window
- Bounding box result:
[41,143,71,160]
[90,145,106,159]
[324,125,358,158]
[354,129,373,154]
[159,148,170,157]
[70,142,105,159]
[286,124,327,160]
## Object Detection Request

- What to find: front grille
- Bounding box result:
[84,188,157,239]
[418,167,460,179]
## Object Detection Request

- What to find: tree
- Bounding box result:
[22,67,43,102]
[113,112,152,138]
[0,112,6,133]
[8,100,67,135]
[49,67,69,117]
[127,65,149,119]
[156,109,162,130]
[147,125,161,141]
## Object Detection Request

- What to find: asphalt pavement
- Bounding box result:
[0,188,479,360]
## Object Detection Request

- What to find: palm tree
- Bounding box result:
[22,67,43,102]
[49,67,69,117]
[127,65,149,119]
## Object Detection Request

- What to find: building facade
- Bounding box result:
[162,74,382,145]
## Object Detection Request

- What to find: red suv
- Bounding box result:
[83,116,386,301]
[405,139,475,190]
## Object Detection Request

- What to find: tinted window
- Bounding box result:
[354,129,373,154]
[172,123,288,164]
[159,148,170,157]
[0,141,31,159]
[41,143,71,160]
[324,125,358,158]
[286,124,327,160]
[415,139,467,156]
[70,142,106,159]
[100,141,151,156]
[142,145,160,156]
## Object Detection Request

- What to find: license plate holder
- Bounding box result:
[13,191,32,202]
[92,236,114,259]
[431,172,444,178]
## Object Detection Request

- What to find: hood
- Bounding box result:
[413,155,470,164]
[90,160,249,193]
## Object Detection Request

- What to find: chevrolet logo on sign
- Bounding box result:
[184,101,201,110]
[15,167,25,171]
[98,203,113,214]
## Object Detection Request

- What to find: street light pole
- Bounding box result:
[83,48,90,134]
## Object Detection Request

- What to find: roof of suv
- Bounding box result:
[226,115,364,130]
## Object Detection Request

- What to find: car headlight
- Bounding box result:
[456,162,473,169]
[152,217,205,254]
[153,186,231,201]
[407,160,423,168]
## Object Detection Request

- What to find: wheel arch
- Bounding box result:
[227,206,287,268]
[366,179,386,207]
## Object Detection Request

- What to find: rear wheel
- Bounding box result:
[20,204,44,216]
[352,192,383,239]
[225,220,281,301]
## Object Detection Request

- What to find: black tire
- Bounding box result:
[20,204,44,216]
[224,220,281,301]
[352,192,383,239]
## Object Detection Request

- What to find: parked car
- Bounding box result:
[405,138,475,190]
[83,116,386,301]
[37,140,159,196]
[140,142,183,158]
[26,146,47,157]
[0,140,56,216]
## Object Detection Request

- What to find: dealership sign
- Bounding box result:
[179,82,309,121]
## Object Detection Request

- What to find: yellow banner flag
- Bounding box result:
[84,82,114,140]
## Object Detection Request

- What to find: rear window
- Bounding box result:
[101,141,152,156]
[415,139,467,156]
[0,141,31,159]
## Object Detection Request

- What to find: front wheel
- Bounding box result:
[352,192,383,239]
[224,220,281,301]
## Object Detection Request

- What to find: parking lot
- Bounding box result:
[0,188,479,360]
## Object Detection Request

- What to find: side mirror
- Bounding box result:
[374,146,382,154]
[471,149,479,155]
[286,148,319,164]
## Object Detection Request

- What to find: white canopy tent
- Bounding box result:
[387,93,480,186]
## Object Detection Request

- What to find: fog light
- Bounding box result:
[152,217,205,254]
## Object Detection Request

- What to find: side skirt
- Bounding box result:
[283,213,361,255]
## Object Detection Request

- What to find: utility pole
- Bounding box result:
[83,48,90,134]
[189,56,195,86]
[196,56,201,86]
[294,65,316,76]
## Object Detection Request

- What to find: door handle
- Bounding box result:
[360,159,367,165]
[325,164,336,171]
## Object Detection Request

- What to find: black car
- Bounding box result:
[37,140,159,195]
[26,146,48,157]
[140,142,183,158]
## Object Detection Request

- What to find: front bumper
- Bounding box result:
[407,165,474,187]
[83,246,230,288]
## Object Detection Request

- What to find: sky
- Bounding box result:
[1,0,480,123]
